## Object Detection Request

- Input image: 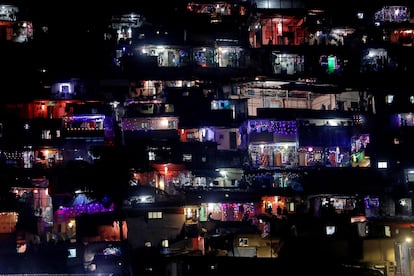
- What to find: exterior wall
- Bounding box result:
[361,239,397,275]
[126,209,185,249]
[283,97,309,109]
[247,97,262,116]
[215,128,240,150]
[231,233,281,258]
[362,238,396,264]
[335,91,363,111]
[311,94,334,110]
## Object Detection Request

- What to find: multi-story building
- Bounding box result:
[3,2,414,273]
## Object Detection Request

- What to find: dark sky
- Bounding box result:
[17,1,185,67]
[19,0,185,26]
[1,1,189,101]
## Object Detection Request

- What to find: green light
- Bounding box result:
[327,56,336,73]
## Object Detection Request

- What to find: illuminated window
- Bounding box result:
[59,83,71,93]
[272,52,305,75]
[41,130,52,140]
[238,238,248,246]
[164,104,174,113]
[183,154,192,162]
[406,170,414,182]
[148,211,162,219]
[326,225,336,235]
[386,95,394,104]
[385,226,391,237]
[378,161,388,169]
[168,120,177,129]
[68,248,77,258]
[161,240,169,248]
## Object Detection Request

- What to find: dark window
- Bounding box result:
[230,132,237,149]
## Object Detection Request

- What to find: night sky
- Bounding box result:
[1,0,186,101]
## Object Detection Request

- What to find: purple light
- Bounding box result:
[55,202,114,222]
[71,114,106,121]
[248,120,297,136]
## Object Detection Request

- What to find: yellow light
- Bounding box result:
[68,219,75,229]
